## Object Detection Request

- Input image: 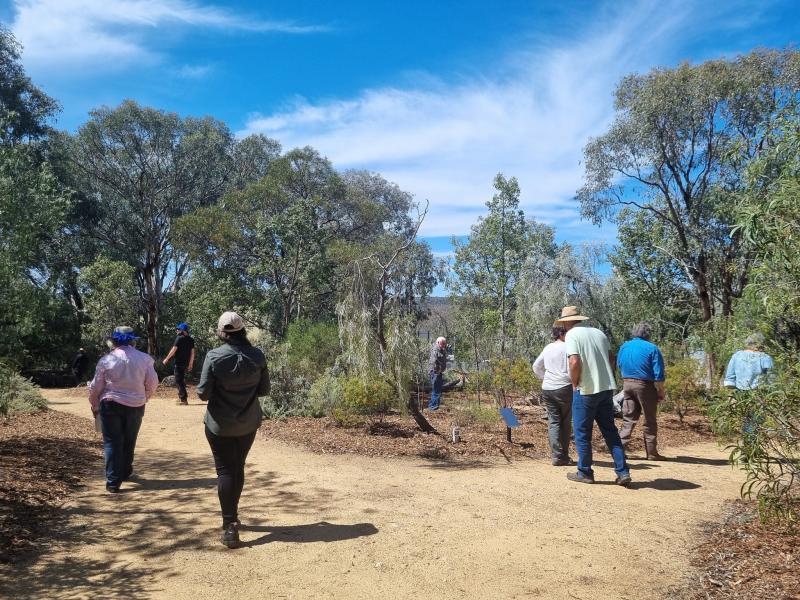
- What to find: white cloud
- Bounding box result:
[10,0,329,73]
[176,63,215,79]
[239,0,762,239]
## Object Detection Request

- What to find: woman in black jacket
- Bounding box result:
[197,311,269,548]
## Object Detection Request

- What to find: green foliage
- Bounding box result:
[0,28,59,142]
[489,358,537,406]
[0,362,47,417]
[0,32,76,368]
[78,256,139,349]
[708,372,800,526]
[579,49,800,325]
[706,116,800,526]
[662,358,704,422]
[306,372,344,418]
[463,370,492,395]
[285,319,340,381]
[451,403,501,432]
[332,377,394,427]
[450,173,556,355]
[70,100,241,353]
[259,344,310,418]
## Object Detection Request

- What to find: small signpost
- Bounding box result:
[499,407,520,443]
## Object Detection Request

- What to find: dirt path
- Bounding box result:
[6,389,742,599]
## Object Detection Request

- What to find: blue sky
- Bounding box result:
[2,0,798,290]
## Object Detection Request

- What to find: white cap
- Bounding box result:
[217,311,245,332]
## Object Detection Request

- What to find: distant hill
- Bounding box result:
[419,296,453,338]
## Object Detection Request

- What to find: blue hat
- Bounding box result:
[176,322,190,332]
[111,326,139,343]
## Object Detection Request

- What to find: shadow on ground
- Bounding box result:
[0,446,344,600]
[669,455,731,467]
[628,478,701,491]
[240,521,378,547]
[419,458,493,471]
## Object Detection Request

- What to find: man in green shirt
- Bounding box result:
[558,306,630,486]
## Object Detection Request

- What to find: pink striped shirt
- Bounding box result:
[88,346,159,411]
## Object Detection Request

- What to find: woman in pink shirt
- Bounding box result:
[88,326,158,493]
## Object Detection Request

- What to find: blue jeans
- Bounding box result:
[429,372,443,410]
[572,389,629,478]
[99,400,145,487]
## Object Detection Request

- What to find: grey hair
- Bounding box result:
[631,322,653,341]
[745,333,765,349]
[436,336,446,344]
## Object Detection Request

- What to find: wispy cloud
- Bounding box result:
[176,63,215,80]
[11,0,330,73]
[240,0,769,238]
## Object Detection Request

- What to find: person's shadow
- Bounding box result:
[241,521,378,547]
[627,478,701,491]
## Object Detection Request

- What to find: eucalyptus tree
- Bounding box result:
[69,100,238,354]
[577,49,800,325]
[0,28,75,366]
[175,147,346,337]
[449,173,556,356]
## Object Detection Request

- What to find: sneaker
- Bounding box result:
[567,471,595,484]
[615,474,633,487]
[106,484,120,493]
[176,400,188,405]
[552,458,574,466]
[646,453,667,461]
[221,523,241,549]
[124,471,139,482]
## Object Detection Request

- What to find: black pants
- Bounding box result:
[174,365,188,401]
[205,427,257,527]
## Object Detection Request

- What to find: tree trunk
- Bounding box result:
[142,264,160,356]
[407,396,437,434]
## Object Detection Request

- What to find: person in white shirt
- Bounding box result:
[533,325,573,465]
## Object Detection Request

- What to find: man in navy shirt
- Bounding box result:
[163,322,196,405]
[616,322,666,460]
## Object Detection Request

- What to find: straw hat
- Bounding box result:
[554,306,589,324]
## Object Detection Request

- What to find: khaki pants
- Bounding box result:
[619,379,659,456]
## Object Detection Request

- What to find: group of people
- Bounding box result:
[86,303,774,548]
[87,312,269,549]
[529,306,773,485]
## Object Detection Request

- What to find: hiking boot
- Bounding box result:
[646,453,667,461]
[552,458,574,466]
[615,474,632,487]
[566,471,595,484]
[106,484,120,493]
[176,400,188,406]
[221,523,241,549]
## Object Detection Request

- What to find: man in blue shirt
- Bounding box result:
[616,322,666,460]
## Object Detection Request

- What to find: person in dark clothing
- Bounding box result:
[162,322,195,405]
[197,311,269,549]
[427,336,462,410]
[72,348,89,386]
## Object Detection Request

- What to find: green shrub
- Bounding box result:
[663,358,705,422]
[0,363,47,417]
[332,377,394,427]
[285,319,341,380]
[708,361,800,526]
[306,372,344,418]
[490,358,536,406]
[452,403,501,432]
[464,370,492,394]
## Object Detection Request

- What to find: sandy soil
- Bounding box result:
[4,388,743,600]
